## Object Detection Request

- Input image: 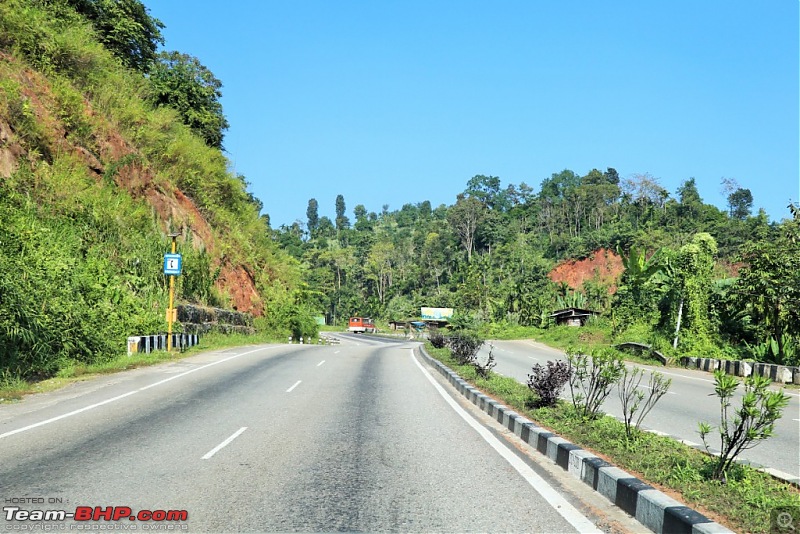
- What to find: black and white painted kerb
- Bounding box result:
[126,333,200,355]
[417,346,735,534]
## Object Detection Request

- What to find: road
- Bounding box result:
[483,339,800,480]
[0,336,641,533]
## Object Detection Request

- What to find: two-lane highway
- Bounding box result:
[0,337,637,532]
[484,339,800,480]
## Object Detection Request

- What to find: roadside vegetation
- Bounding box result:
[0,0,320,382]
[0,329,296,402]
[425,339,799,534]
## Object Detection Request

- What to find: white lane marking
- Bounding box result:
[317,360,326,367]
[286,380,302,393]
[0,346,278,440]
[202,427,247,460]
[636,384,677,395]
[334,351,340,354]
[638,368,715,384]
[409,351,599,533]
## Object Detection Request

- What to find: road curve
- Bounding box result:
[0,338,640,532]
[484,339,800,481]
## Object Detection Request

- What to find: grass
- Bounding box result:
[0,330,290,402]
[425,342,800,534]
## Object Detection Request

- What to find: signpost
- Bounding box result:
[164,233,182,351]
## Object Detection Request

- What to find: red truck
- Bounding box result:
[348,317,376,333]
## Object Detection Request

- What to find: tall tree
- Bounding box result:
[306,198,319,238]
[727,188,753,220]
[148,51,229,149]
[447,194,485,261]
[335,194,350,230]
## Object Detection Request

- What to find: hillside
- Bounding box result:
[0,0,307,379]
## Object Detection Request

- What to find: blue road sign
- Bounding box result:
[163,254,182,275]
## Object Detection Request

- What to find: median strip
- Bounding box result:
[415,345,738,534]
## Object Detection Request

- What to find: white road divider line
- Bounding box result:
[409,350,600,534]
[202,427,247,460]
[286,380,302,393]
[0,346,277,440]
[317,360,326,367]
[636,384,677,395]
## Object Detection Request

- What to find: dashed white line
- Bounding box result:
[317,360,326,367]
[636,384,677,395]
[286,380,302,393]
[202,427,247,459]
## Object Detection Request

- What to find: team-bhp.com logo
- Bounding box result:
[4,506,188,528]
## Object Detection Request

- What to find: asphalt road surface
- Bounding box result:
[0,337,642,533]
[484,339,800,480]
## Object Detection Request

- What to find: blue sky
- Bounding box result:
[146,1,799,229]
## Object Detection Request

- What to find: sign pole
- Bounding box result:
[166,233,180,352]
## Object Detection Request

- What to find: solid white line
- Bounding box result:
[317,360,326,367]
[0,346,276,440]
[202,427,247,460]
[286,380,302,393]
[409,351,599,533]
[334,351,340,354]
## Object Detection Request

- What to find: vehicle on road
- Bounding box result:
[348,317,376,333]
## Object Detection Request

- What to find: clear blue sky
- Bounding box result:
[146,1,799,229]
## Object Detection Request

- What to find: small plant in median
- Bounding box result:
[567,347,624,419]
[445,331,495,378]
[473,343,496,378]
[617,366,672,439]
[447,331,484,365]
[527,360,572,407]
[429,328,447,349]
[698,371,790,482]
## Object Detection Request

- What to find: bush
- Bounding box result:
[527,360,572,407]
[447,331,484,365]
[429,328,447,349]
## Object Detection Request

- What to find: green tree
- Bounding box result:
[734,219,800,362]
[666,233,718,348]
[727,188,753,220]
[335,194,350,230]
[54,0,164,72]
[148,51,229,149]
[306,198,319,238]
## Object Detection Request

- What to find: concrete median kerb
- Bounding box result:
[416,345,735,534]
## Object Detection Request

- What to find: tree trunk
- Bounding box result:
[673,297,684,349]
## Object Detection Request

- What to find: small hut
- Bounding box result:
[549,307,599,327]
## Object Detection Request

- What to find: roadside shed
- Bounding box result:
[549,307,599,327]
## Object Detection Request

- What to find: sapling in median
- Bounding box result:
[567,347,625,419]
[473,343,496,378]
[698,371,790,482]
[618,366,672,440]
